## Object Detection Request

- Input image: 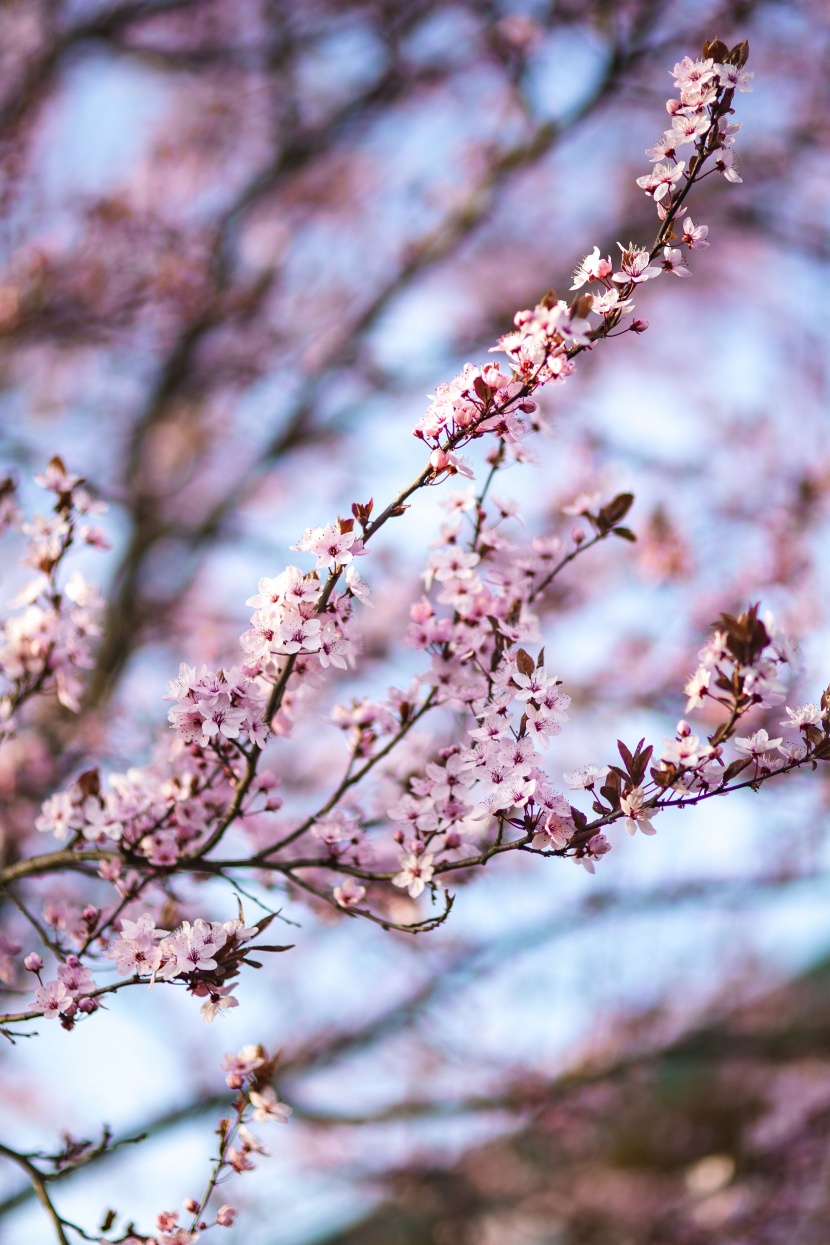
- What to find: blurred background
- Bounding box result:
[1,0,830,1241]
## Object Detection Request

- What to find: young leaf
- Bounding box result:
[516,648,535,677]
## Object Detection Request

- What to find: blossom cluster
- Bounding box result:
[239,558,365,726]
[312,489,639,906]
[683,604,796,722]
[411,47,752,481]
[27,911,283,1026]
[0,457,107,729]
[165,662,271,750]
[568,604,824,847]
[34,739,243,868]
[643,43,751,188]
[635,39,752,272]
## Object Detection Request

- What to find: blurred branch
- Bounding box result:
[0,1,197,141]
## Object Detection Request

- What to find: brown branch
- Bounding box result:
[0,1141,70,1245]
[0,849,111,889]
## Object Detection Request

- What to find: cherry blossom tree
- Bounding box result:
[1,2,830,1242]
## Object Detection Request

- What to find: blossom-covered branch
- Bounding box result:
[8,37,828,1245]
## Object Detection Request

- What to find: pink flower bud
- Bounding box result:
[666,98,682,114]
[410,598,433,623]
[226,1072,244,1089]
[24,952,43,972]
[587,832,611,857]
[677,719,692,737]
[519,400,537,412]
[631,318,649,333]
[216,1205,237,1227]
[571,526,585,545]
[183,1199,199,1214]
[429,448,449,472]
[481,363,508,390]
[393,829,404,844]
[78,997,98,1014]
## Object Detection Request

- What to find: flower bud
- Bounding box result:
[24,952,43,972]
[410,598,433,623]
[571,526,585,545]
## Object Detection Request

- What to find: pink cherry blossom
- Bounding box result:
[734,730,783,758]
[714,62,754,91]
[660,246,690,276]
[681,217,709,249]
[684,667,710,712]
[636,160,685,202]
[780,705,822,729]
[249,1086,292,1123]
[334,878,367,909]
[392,853,435,898]
[620,788,658,836]
[612,244,661,285]
[563,764,610,790]
[34,979,71,1019]
[570,246,613,289]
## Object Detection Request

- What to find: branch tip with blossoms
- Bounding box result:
[0,1046,289,1244]
[555,604,830,859]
